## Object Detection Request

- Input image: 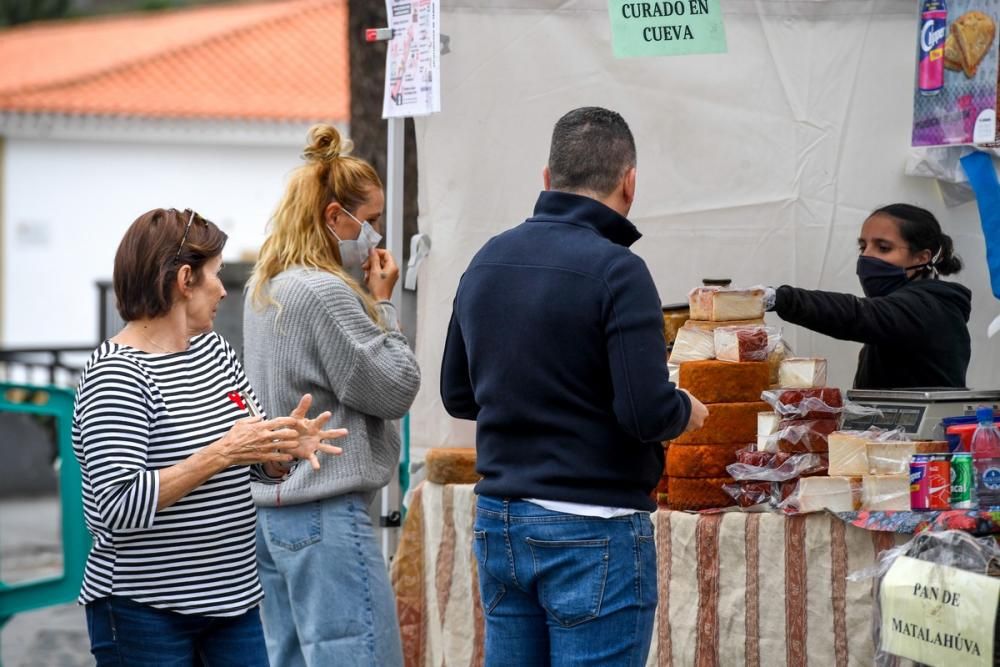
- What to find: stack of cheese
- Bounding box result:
[723,358,833,507]
[663,287,772,510]
[816,433,950,512]
[666,360,771,509]
[669,287,765,365]
[669,286,789,385]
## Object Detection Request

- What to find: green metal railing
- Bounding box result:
[0,383,89,666]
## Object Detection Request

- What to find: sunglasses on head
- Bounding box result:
[174,209,198,261]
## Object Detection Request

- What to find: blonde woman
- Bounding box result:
[244,125,420,666]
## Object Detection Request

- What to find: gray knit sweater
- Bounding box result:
[244,267,421,507]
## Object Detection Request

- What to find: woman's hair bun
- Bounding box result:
[302,124,354,164]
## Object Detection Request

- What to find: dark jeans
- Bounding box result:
[85,596,269,666]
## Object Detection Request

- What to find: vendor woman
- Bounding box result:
[764,203,971,390]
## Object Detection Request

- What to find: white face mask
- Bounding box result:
[327,208,383,284]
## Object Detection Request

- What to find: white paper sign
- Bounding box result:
[382,0,441,119]
[880,555,1000,667]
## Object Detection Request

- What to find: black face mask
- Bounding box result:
[856,256,931,298]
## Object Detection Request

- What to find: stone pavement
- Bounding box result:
[0,497,89,667]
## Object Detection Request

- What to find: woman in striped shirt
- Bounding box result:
[73,208,346,666]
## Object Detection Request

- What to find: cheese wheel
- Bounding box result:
[678,360,770,404]
[672,401,770,445]
[666,442,744,478]
[682,318,766,331]
[655,474,670,496]
[425,448,480,485]
[662,310,690,345]
[667,476,737,510]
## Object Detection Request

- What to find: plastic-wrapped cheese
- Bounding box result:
[827,431,870,476]
[796,476,862,513]
[778,358,828,389]
[667,476,736,510]
[714,326,769,362]
[862,475,910,511]
[689,287,766,322]
[866,441,917,475]
[678,360,770,404]
[672,401,770,445]
[767,340,789,386]
[774,419,838,453]
[668,326,715,364]
[764,387,843,420]
[666,442,745,477]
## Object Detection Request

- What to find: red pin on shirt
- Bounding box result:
[227,391,246,411]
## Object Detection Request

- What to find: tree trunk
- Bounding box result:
[347,1,419,262]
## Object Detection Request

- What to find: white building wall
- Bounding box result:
[2,131,311,346]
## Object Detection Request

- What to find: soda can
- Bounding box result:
[950,453,974,508]
[910,456,931,509]
[918,0,947,96]
[911,455,952,509]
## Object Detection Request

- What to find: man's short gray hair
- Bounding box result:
[547,107,636,197]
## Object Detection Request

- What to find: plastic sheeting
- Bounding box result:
[409,0,1000,452]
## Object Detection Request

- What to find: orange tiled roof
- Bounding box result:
[0,0,349,122]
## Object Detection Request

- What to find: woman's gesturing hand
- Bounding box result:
[286,394,348,470]
[216,416,300,467]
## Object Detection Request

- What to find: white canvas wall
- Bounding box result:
[2,135,306,346]
[409,0,1000,452]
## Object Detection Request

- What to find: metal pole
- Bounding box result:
[385,117,405,310]
[380,115,405,564]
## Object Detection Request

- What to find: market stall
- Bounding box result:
[392,283,1000,666]
[391,480,911,666]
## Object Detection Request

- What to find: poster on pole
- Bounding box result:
[607,0,727,58]
[911,0,1000,146]
[382,0,441,119]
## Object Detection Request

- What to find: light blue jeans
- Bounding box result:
[255,493,403,667]
[473,495,658,667]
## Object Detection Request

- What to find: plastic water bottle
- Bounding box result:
[970,406,1000,510]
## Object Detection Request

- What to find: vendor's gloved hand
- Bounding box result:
[763,286,777,312]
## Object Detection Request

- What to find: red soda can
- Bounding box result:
[911,456,931,509]
[911,455,952,509]
[918,0,947,96]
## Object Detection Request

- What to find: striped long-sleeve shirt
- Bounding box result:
[72,332,277,617]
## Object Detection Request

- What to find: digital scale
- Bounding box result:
[843,389,1000,440]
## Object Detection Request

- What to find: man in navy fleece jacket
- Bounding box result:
[440,107,707,665]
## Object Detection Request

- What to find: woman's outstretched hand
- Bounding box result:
[286,393,348,470]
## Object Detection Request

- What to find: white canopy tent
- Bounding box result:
[407,0,1000,454]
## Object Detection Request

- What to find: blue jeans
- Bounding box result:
[84,596,268,666]
[255,493,403,667]
[473,496,657,667]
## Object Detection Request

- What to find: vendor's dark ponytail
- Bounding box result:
[871,203,963,276]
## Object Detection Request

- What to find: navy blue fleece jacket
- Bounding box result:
[440,190,691,511]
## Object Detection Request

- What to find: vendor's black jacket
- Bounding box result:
[440,190,691,511]
[774,279,972,390]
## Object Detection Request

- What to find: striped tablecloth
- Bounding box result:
[391,482,908,667]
